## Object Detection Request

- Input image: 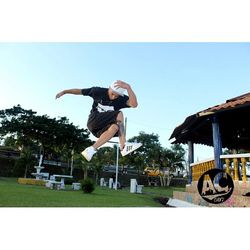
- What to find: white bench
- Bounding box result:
[45,180,65,190]
[72,182,81,190]
[136,184,144,194]
[52,174,73,184]
[48,175,73,190]
[100,178,108,187]
[130,179,144,194]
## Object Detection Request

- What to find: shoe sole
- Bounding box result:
[121,143,142,156]
[81,151,91,162]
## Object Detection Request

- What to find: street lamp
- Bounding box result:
[102,117,127,190]
[114,143,119,190]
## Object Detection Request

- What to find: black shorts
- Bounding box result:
[87,111,120,138]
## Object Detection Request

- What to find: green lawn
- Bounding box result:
[0,177,185,207]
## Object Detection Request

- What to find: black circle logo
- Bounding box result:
[197,169,234,204]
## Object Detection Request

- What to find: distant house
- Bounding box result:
[0,147,20,159]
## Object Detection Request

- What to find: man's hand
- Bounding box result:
[55,89,82,99]
[55,91,65,99]
[114,80,131,90]
[114,80,138,108]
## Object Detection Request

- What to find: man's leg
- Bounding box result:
[92,123,119,149]
[116,112,126,150]
[117,111,142,156]
[82,124,119,161]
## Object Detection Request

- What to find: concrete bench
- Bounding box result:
[130,179,144,194]
[72,182,81,190]
[100,178,108,187]
[45,180,65,190]
[136,184,144,194]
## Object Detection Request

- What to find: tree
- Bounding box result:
[13,147,37,178]
[0,105,91,171]
[120,132,187,180]
[169,144,186,170]
[126,131,162,172]
[91,147,114,183]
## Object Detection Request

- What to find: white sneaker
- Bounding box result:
[121,142,142,157]
[81,146,97,161]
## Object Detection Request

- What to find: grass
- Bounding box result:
[0,177,185,207]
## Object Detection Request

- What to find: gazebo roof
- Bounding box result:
[169,92,250,150]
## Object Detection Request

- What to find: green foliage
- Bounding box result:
[127,132,162,167]
[0,105,91,165]
[125,131,186,173]
[80,178,95,193]
[13,148,36,177]
[0,105,187,179]
[91,147,115,180]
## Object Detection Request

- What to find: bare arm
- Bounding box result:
[114,80,138,108]
[55,89,82,99]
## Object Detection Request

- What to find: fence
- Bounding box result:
[190,153,250,182]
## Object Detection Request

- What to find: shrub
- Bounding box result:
[80,178,95,193]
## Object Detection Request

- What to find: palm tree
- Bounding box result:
[14,147,36,178]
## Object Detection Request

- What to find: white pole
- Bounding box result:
[39,154,43,167]
[115,143,119,190]
[70,149,74,176]
[114,117,126,190]
[125,117,127,138]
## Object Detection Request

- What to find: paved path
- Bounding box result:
[167,198,201,207]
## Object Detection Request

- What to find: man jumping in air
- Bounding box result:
[55,80,142,161]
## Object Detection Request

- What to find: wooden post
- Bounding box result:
[212,116,223,169]
[188,141,194,184]
[233,158,239,181]
[225,158,231,176]
[241,157,247,182]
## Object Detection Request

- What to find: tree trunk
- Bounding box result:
[24,164,28,178]
[166,173,172,186]
[95,173,99,184]
[84,168,88,180]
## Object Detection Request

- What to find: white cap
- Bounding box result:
[109,81,126,96]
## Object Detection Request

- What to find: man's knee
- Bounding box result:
[116,111,124,122]
[110,123,119,132]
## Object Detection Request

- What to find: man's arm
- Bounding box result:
[55,89,82,99]
[114,80,138,108]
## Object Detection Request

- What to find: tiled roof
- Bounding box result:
[199,92,250,115]
[169,92,250,149]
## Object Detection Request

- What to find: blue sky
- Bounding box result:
[1,0,250,246]
[1,42,250,160]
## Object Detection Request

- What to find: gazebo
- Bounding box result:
[169,92,250,206]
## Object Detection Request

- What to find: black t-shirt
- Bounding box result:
[81,87,130,114]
